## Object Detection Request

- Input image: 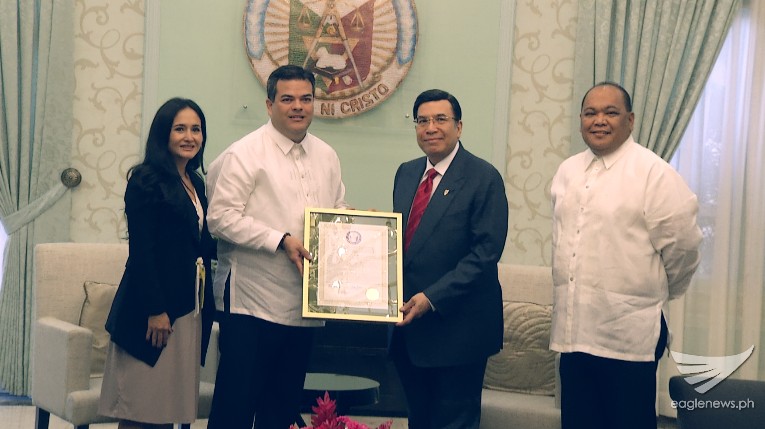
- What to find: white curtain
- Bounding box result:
[0,0,74,394]
[658,0,765,415]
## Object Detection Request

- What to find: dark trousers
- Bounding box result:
[559,314,669,429]
[391,331,487,429]
[206,313,315,429]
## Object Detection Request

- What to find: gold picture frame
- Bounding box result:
[302,208,403,323]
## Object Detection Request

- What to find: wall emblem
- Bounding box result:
[244,0,418,119]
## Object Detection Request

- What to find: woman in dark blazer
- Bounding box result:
[98,98,216,429]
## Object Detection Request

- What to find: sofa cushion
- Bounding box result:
[484,301,556,395]
[78,281,117,375]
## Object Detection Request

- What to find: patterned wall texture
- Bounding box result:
[504,0,578,266]
[70,0,144,243]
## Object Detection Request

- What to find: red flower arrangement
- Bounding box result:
[290,391,393,429]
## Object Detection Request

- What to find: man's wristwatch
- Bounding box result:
[278,232,291,250]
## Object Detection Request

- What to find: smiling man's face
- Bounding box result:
[266,78,314,143]
[415,100,462,165]
[579,85,634,156]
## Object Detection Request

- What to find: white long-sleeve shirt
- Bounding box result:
[550,137,702,361]
[206,121,347,327]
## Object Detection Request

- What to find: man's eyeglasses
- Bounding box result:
[414,115,457,127]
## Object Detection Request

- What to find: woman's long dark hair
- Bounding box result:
[128,97,207,181]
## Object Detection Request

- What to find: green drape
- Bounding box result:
[571,0,740,160]
[0,0,74,395]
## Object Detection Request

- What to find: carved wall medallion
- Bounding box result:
[244,0,418,119]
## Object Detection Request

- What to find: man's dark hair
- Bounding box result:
[581,81,633,113]
[267,65,316,101]
[413,89,462,120]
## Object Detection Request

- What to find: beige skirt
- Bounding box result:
[98,311,201,424]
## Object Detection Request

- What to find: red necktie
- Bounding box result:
[404,168,438,251]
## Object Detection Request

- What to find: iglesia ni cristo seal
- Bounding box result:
[244,0,418,119]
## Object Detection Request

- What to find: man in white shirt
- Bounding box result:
[550,82,702,429]
[205,65,348,429]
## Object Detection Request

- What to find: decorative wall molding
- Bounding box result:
[141,1,160,145]
[492,0,517,177]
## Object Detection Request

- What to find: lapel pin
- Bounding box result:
[443,189,450,196]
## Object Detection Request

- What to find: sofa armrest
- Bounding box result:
[201,322,219,384]
[31,317,93,415]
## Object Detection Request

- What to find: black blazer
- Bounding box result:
[105,165,216,366]
[392,145,509,367]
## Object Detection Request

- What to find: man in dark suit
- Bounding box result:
[391,89,509,429]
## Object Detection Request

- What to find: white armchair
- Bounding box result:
[31,242,218,429]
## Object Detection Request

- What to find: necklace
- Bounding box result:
[181,175,197,203]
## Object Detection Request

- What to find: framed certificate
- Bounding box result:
[302,208,403,323]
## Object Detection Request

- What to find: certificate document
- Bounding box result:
[316,222,388,310]
[302,208,403,323]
